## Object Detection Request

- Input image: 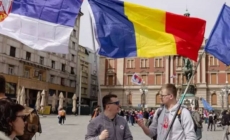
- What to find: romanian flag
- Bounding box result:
[89,0,206,61]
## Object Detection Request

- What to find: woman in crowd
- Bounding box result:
[0,100,26,140]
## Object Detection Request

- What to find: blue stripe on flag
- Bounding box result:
[205,4,230,65]
[11,0,82,27]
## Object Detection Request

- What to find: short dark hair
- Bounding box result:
[194,106,199,110]
[102,94,117,109]
[0,100,25,135]
[162,84,177,97]
[0,75,6,93]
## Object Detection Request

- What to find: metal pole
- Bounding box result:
[88,11,104,112]
[78,69,82,115]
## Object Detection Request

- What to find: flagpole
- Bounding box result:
[163,50,205,140]
[89,11,104,112]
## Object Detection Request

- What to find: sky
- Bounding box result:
[79,0,230,50]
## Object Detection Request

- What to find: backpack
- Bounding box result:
[60,110,66,117]
[209,115,214,123]
[151,106,197,140]
[17,107,42,140]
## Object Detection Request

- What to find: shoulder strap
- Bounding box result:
[157,107,163,118]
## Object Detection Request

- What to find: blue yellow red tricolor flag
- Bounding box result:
[88,0,206,61]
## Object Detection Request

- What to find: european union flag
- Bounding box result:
[205,4,230,65]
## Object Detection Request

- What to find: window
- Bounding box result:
[155,74,162,85]
[71,54,75,61]
[50,75,55,83]
[154,58,163,67]
[72,41,75,49]
[127,93,132,105]
[108,75,114,86]
[71,67,75,74]
[8,65,14,75]
[177,73,182,84]
[10,46,16,57]
[38,74,42,81]
[62,64,66,72]
[210,73,217,84]
[183,75,187,84]
[227,73,230,83]
[177,56,182,67]
[140,59,149,68]
[70,80,75,87]
[62,54,66,58]
[5,82,16,95]
[26,52,31,61]
[156,93,161,105]
[40,56,44,65]
[108,59,114,68]
[211,93,217,105]
[24,70,30,78]
[51,60,55,69]
[142,75,147,84]
[127,75,132,85]
[209,56,218,66]
[126,59,135,68]
[81,87,87,95]
[61,78,65,86]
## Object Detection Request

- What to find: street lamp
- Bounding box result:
[221,81,229,110]
[139,81,148,109]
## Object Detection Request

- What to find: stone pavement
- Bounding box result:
[32,115,225,140]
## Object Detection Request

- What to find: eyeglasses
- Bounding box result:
[17,115,27,122]
[160,94,170,97]
[107,101,120,105]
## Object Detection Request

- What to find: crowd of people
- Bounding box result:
[0,72,230,140]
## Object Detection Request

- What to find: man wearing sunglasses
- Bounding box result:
[85,94,133,140]
[137,84,196,140]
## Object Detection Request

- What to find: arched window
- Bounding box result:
[141,93,146,104]
[156,93,161,105]
[211,93,217,105]
[127,93,132,105]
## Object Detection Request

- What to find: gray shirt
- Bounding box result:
[85,113,133,140]
[149,104,196,140]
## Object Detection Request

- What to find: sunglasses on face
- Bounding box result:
[107,101,120,105]
[17,115,27,122]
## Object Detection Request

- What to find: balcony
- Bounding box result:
[107,68,115,74]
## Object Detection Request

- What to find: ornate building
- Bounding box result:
[0,12,83,109]
[99,39,230,109]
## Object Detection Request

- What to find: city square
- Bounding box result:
[33,115,224,140]
[0,0,229,140]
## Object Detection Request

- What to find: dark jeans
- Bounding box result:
[59,116,65,124]
[208,121,214,130]
[196,128,202,140]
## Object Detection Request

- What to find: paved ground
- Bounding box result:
[32,115,225,140]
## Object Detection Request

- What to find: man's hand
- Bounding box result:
[99,129,109,140]
[136,119,145,128]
